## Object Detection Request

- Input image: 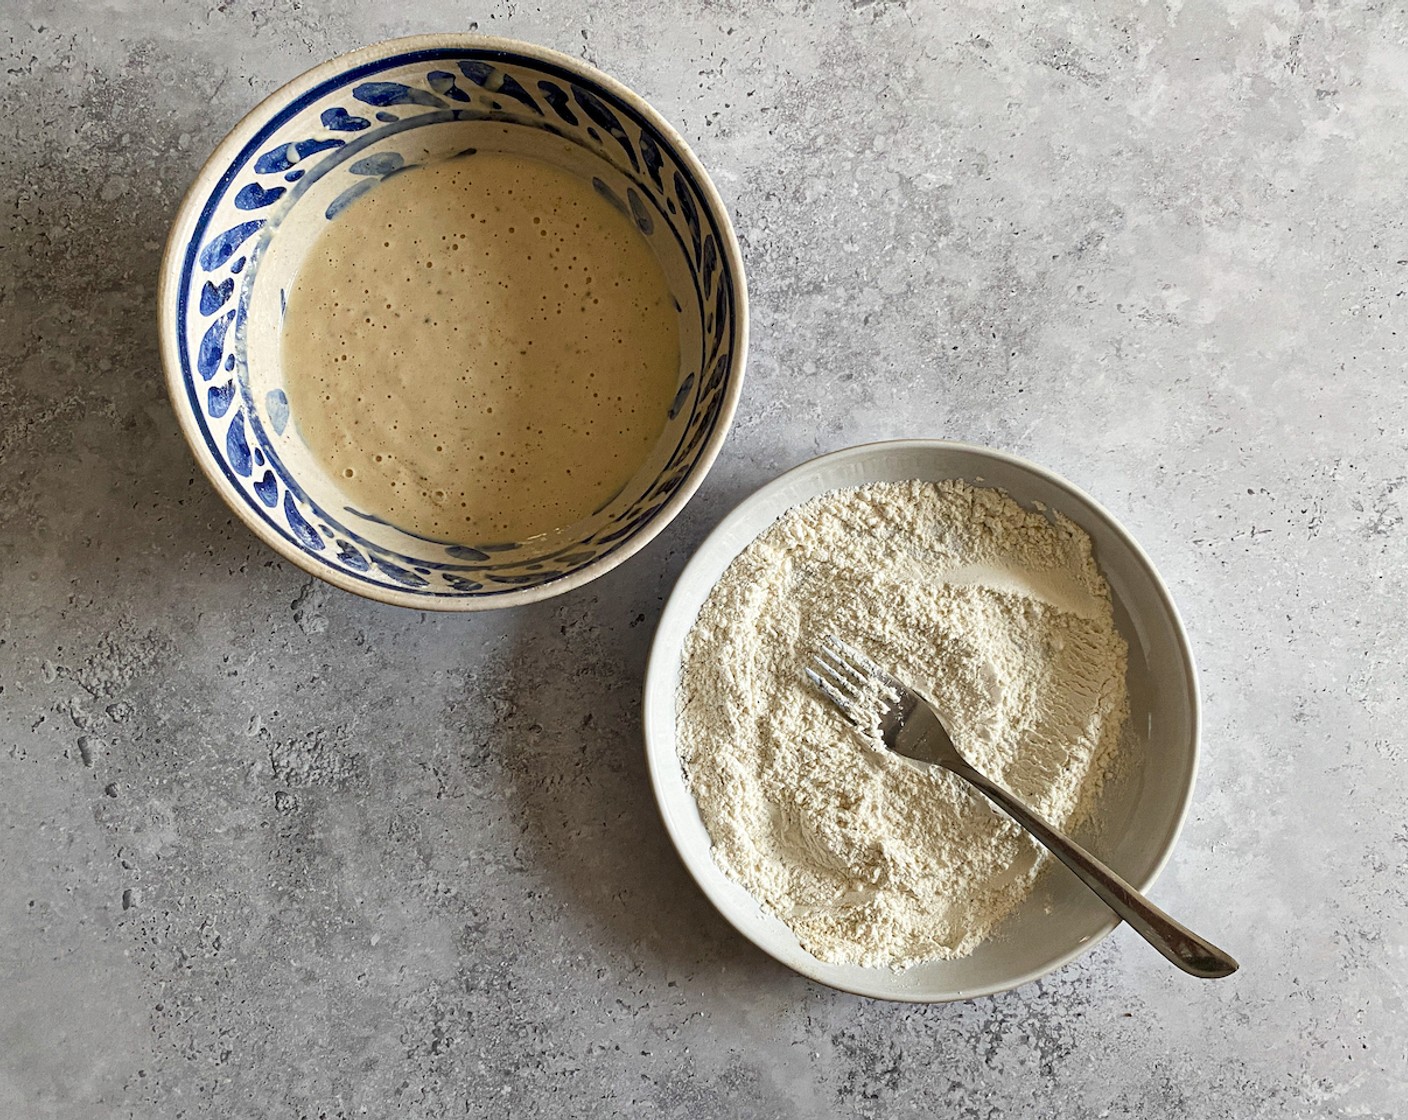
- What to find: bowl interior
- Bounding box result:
[643,441,1199,1001]
[167,40,742,604]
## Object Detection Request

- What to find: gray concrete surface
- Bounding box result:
[2,1,1405,1116]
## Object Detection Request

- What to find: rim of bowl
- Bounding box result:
[642,438,1202,1002]
[157,33,749,611]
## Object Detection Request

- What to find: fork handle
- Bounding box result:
[948,760,1239,979]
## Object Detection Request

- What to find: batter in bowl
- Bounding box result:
[280,151,681,543]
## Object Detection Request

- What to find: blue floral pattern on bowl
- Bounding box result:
[161,36,746,608]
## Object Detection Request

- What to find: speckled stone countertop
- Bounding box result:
[3,2,1405,1116]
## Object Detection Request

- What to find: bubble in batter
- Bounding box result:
[280,150,681,542]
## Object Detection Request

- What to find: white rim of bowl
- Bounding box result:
[157,33,749,611]
[642,438,1202,1002]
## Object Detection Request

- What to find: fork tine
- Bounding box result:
[805,666,859,726]
[817,642,869,691]
[810,652,863,702]
[825,633,904,693]
[813,649,863,697]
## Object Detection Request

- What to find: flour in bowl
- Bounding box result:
[675,479,1129,968]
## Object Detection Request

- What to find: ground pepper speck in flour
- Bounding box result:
[676,480,1130,968]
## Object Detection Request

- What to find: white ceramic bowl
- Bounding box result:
[643,440,1200,1001]
[158,35,747,609]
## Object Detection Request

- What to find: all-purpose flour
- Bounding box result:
[676,480,1130,968]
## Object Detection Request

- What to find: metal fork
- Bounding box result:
[807,634,1239,979]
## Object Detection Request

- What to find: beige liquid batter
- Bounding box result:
[281,151,681,542]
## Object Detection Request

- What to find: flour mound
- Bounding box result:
[676,480,1129,968]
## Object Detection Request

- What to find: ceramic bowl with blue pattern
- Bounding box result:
[159,35,747,609]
